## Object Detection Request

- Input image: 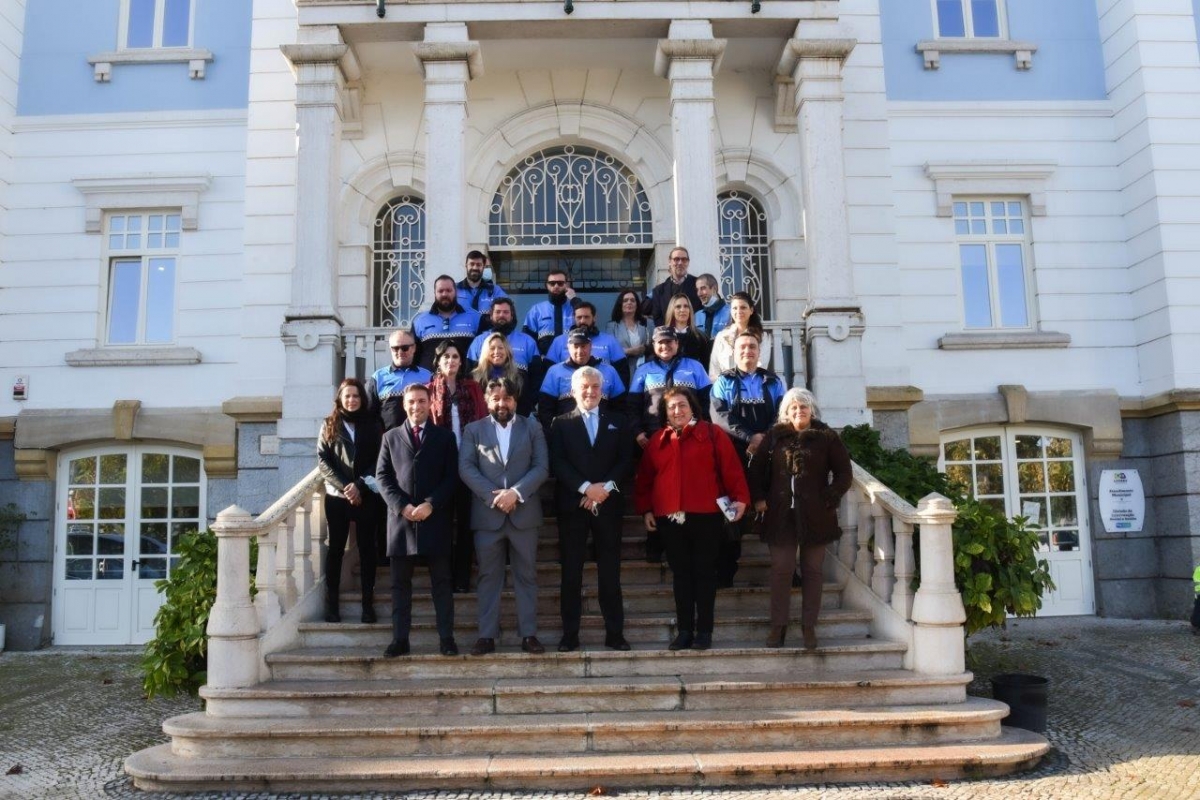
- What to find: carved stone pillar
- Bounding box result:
[656,20,725,276]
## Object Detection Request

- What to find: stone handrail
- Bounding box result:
[836,461,966,675]
[205,468,327,689]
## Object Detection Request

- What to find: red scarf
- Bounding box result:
[428,374,482,429]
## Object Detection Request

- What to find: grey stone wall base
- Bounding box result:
[0,603,51,650]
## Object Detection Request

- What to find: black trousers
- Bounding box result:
[324,492,381,609]
[660,513,722,635]
[450,483,475,590]
[1192,595,1200,630]
[559,503,625,637]
[390,553,455,643]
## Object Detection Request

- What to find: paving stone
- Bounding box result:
[1,617,1198,798]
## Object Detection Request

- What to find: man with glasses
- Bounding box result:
[647,246,701,326]
[456,250,508,321]
[368,328,433,431]
[413,274,484,371]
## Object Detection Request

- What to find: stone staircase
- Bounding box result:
[125,475,1049,792]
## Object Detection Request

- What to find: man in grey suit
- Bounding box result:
[458,377,550,655]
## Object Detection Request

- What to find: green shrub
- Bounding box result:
[841,424,1054,636]
[142,529,219,698]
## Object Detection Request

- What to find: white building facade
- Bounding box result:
[0,0,1197,649]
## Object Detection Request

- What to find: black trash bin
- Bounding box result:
[992,673,1048,733]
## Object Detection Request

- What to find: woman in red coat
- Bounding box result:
[635,386,749,650]
[427,341,487,592]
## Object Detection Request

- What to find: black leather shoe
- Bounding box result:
[324,607,341,624]
[605,633,631,651]
[470,637,495,656]
[557,635,580,652]
[383,639,409,658]
[361,606,377,624]
[521,636,546,654]
[440,637,459,656]
[693,632,712,651]
[668,631,694,651]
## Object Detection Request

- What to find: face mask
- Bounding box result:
[482,267,494,282]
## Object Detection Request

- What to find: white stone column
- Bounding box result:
[910,494,966,675]
[656,20,725,277]
[277,33,351,488]
[416,24,481,295]
[780,28,871,428]
[206,506,261,689]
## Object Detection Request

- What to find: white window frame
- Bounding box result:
[102,210,182,347]
[932,0,1008,39]
[953,197,1035,332]
[118,0,196,50]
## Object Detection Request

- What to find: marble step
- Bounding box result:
[160,698,1009,759]
[298,610,872,649]
[126,728,1049,792]
[266,639,908,681]
[199,670,973,719]
[338,583,843,617]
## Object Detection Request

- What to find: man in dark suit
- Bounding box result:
[549,366,635,651]
[376,383,460,657]
[458,377,550,656]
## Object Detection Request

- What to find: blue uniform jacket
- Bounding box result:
[368,363,434,430]
[544,330,628,368]
[412,305,483,369]
[710,367,785,456]
[537,358,626,428]
[466,329,540,371]
[456,279,508,315]
[627,356,712,435]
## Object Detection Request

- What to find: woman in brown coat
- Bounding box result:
[748,388,852,649]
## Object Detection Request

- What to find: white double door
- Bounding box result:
[53,445,205,645]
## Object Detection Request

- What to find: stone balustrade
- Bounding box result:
[205,469,327,689]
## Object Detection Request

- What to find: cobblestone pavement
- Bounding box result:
[0,617,1196,799]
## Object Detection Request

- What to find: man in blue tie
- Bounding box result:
[548,366,634,651]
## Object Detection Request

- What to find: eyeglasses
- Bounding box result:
[391,344,415,352]
[670,257,690,263]
[547,280,567,287]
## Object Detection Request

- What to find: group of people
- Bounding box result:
[317,247,852,657]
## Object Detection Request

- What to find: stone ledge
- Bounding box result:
[87,48,213,81]
[13,449,56,482]
[0,417,14,441]
[1119,389,1200,419]
[65,347,202,367]
[938,331,1070,350]
[916,39,1037,71]
[867,386,924,412]
[222,397,284,423]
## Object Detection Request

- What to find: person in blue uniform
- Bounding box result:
[455,250,508,321]
[544,301,628,373]
[412,275,484,371]
[627,326,712,448]
[710,331,785,587]
[465,297,538,374]
[522,268,581,356]
[367,328,433,431]
[537,328,625,432]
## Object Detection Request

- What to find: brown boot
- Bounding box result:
[765,626,787,648]
[802,625,817,650]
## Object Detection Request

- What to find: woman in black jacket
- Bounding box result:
[317,378,384,623]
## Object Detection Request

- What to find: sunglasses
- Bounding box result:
[547,280,567,287]
[391,344,415,352]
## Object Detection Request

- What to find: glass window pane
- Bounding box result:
[972,0,1001,36]
[1018,497,1044,526]
[945,464,972,492]
[1008,202,1022,216]
[953,202,968,217]
[141,523,169,555]
[1051,496,1078,528]
[1053,530,1080,552]
[991,202,1005,216]
[174,456,200,483]
[970,202,985,216]
[126,0,155,47]
[108,259,142,344]
[148,215,163,232]
[70,457,97,486]
[1048,461,1076,492]
[171,521,198,551]
[1010,218,1024,234]
[1018,462,1046,493]
[97,558,124,580]
[98,488,126,520]
[943,439,971,462]
[970,219,986,234]
[981,497,1007,515]
[110,216,126,233]
[164,232,180,248]
[139,558,168,580]
[145,258,175,343]
[143,453,170,484]
[974,436,1001,460]
[976,463,1005,495]
[128,215,142,231]
[109,234,124,250]
[1046,437,1073,457]
[993,219,1007,235]
[100,454,127,484]
[960,244,993,328]
[996,244,1028,327]
[66,559,93,580]
[937,0,966,36]
[142,487,169,519]
[1015,435,1041,460]
[955,219,970,235]
[97,523,125,554]
[1035,530,1050,552]
[172,486,200,519]
[148,233,162,249]
[162,0,191,46]
[72,489,96,520]
[68,525,94,556]
[166,214,181,232]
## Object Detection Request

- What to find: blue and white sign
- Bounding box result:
[1098,470,1145,534]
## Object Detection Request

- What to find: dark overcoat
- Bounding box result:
[747,419,852,547]
[376,422,459,557]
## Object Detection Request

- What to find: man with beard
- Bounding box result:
[646,247,700,326]
[465,297,538,374]
[367,328,433,431]
[458,378,549,656]
[413,274,484,371]
[456,250,508,321]
[522,268,581,356]
[538,328,625,433]
[543,301,627,374]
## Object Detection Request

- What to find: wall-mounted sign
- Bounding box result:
[1098,470,1145,533]
[12,375,28,401]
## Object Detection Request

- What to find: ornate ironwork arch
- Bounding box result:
[717,190,772,318]
[373,196,426,328]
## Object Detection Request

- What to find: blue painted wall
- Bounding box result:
[881,0,1108,101]
[17,1,251,116]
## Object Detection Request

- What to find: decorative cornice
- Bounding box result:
[413,41,483,79]
[1120,390,1200,419]
[654,39,727,78]
[924,160,1056,217]
[867,386,925,412]
[938,330,1069,350]
[280,43,349,66]
[14,449,56,482]
[776,37,857,77]
[222,396,284,423]
[72,175,211,233]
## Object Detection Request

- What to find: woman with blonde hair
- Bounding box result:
[747,388,851,650]
[470,332,533,416]
[666,293,707,362]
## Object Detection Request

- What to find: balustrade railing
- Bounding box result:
[836,462,966,675]
[205,469,327,689]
